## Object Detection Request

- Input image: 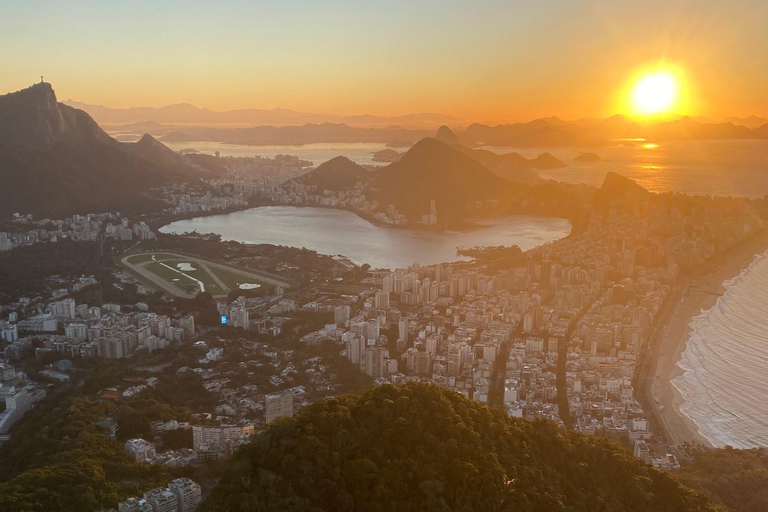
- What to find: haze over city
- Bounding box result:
[0,2,767,512]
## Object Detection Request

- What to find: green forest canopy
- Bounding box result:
[202,383,714,512]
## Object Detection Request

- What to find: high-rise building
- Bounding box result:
[365,318,380,341]
[168,477,202,512]
[415,351,432,376]
[447,346,463,375]
[522,312,534,333]
[150,315,171,339]
[0,363,15,382]
[192,424,254,451]
[398,319,408,347]
[144,487,178,512]
[349,318,366,338]
[5,387,33,414]
[334,305,351,325]
[265,390,293,424]
[343,332,361,364]
[364,347,387,379]
[180,315,195,340]
[65,322,88,341]
[374,290,390,309]
[547,337,559,354]
[425,336,438,357]
[382,274,394,293]
[51,298,76,319]
[228,307,250,330]
[634,440,651,463]
[118,498,153,512]
[98,337,124,359]
[525,337,544,354]
[125,438,156,462]
[1,324,18,343]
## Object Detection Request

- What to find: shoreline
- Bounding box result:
[649,230,768,449]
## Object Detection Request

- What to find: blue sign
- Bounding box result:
[221,315,227,325]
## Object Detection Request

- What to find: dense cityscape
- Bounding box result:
[3,2,768,511]
[1,138,766,510]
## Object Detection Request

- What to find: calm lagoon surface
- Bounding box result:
[160,206,572,269]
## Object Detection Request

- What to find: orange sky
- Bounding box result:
[1,0,766,122]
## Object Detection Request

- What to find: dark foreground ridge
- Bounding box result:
[202,383,713,512]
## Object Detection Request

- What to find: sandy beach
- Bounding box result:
[649,230,768,448]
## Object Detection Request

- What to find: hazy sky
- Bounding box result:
[2,0,766,121]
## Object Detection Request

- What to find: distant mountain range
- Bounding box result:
[463,115,768,147]
[436,126,564,185]
[0,83,202,218]
[63,99,459,129]
[64,98,768,148]
[156,123,433,148]
[722,115,768,129]
[89,114,768,150]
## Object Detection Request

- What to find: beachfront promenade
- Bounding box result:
[639,230,768,452]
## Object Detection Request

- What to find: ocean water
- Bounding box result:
[160,206,571,269]
[487,139,768,198]
[672,250,768,448]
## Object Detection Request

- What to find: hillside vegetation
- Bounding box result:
[677,447,768,512]
[202,383,713,512]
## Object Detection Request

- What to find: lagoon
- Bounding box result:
[160,206,571,269]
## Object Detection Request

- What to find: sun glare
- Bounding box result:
[631,72,679,116]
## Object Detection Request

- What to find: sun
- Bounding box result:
[631,72,679,116]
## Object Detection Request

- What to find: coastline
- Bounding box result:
[650,230,768,448]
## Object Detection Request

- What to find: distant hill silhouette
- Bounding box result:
[532,152,567,169]
[372,148,402,163]
[368,138,508,220]
[295,156,370,191]
[575,152,602,162]
[95,110,768,149]
[367,138,582,222]
[722,115,768,129]
[435,125,478,148]
[644,117,754,141]
[464,115,768,148]
[466,119,600,147]
[157,123,432,147]
[386,138,414,148]
[435,125,461,145]
[0,82,200,217]
[64,99,458,129]
[451,146,565,185]
[594,171,653,212]
[125,133,187,169]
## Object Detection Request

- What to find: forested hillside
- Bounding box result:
[201,383,714,512]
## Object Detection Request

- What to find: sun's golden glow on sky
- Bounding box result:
[617,65,691,119]
[632,72,679,116]
[1,2,766,120]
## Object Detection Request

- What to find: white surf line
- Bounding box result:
[159,262,206,292]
